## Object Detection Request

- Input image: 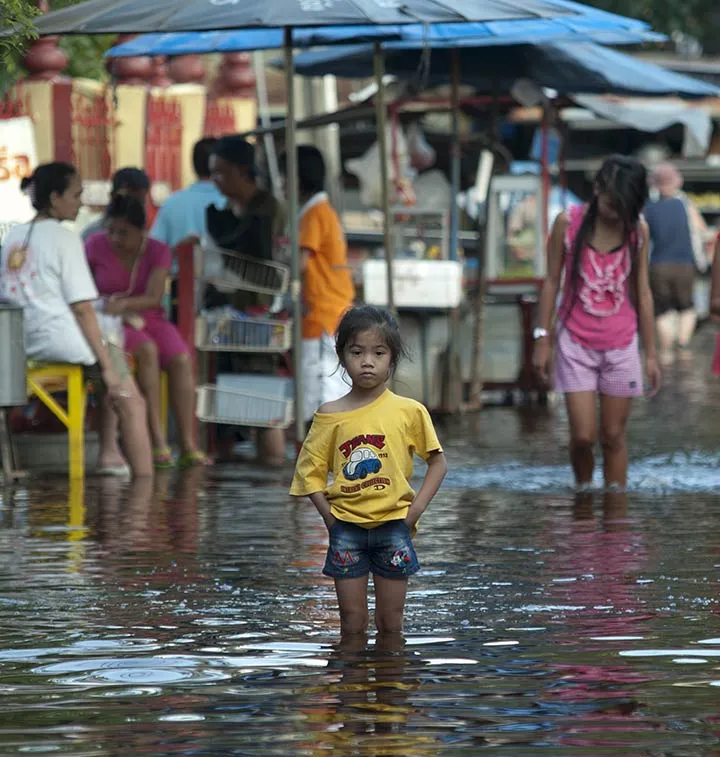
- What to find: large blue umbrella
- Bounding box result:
[28,0,580,34]
[106,11,662,58]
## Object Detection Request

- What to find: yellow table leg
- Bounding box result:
[67,478,87,573]
[66,367,86,479]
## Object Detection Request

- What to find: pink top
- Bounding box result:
[85,233,172,319]
[558,204,637,351]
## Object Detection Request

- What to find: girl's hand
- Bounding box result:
[104,298,126,316]
[124,313,145,331]
[532,338,551,386]
[645,355,661,397]
[102,369,128,403]
[324,514,337,531]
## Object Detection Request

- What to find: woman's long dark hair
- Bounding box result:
[561,155,648,322]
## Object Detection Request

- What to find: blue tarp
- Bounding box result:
[106,0,662,58]
[287,42,719,98]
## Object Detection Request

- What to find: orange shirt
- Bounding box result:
[300,194,355,339]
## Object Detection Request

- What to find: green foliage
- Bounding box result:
[0,0,39,57]
[51,0,115,80]
[59,34,116,81]
[0,0,114,90]
[587,0,718,54]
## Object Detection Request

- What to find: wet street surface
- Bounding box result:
[1,331,720,756]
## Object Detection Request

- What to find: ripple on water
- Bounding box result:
[4,385,720,757]
[34,656,231,686]
[446,451,720,493]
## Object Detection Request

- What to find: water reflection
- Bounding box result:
[296,634,432,756]
[2,335,720,754]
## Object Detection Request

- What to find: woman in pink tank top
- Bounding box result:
[533,156,661,489]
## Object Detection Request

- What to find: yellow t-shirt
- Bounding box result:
[289,391,442,526]
[300,196,355,339]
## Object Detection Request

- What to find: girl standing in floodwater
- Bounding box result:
[290,306,447,637]
[533,155,661,490]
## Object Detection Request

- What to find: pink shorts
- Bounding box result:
[124,316,190,370]
[553,327,643,397]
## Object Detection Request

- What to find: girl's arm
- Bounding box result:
[308,491,335,529]
[711,236,720,317]
[532,212,568,383]
[69,301,123,399]
[404,451,448,529]
[635,221,661,395]
[105,267,168,315]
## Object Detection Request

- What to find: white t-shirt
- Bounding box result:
[0,219,98,365]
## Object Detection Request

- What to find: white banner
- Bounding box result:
[0,116,37,224]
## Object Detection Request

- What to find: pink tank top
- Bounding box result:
[559,205,637,351]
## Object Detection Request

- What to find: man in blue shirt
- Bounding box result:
[150,137,226,248]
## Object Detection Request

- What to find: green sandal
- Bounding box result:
[153,448,175,469]
[178,451,212,469]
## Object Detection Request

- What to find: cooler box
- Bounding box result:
[363,259,463,309]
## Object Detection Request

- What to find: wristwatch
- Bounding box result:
[533,327,549,340]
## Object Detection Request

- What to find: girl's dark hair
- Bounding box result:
[21,162,77,211]
[105,193,146,229]
[561,155,648,322]
[336,305,408,374]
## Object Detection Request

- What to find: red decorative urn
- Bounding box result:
[212,53,256,99]
[168,55,207,85]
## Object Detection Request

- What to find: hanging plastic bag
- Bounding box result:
[93,300,124,348]
[407,122,436,172]
[346,124,412,208]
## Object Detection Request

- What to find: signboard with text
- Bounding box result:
[0,116,36,224]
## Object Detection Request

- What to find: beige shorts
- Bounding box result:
[84,343,131,388]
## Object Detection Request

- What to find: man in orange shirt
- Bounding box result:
[285,146,355,421]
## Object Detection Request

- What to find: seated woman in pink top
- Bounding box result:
[86,194,206,468]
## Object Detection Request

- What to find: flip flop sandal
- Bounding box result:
[96,464,131,477]
[177,451,212,469]
[153,448,175,469]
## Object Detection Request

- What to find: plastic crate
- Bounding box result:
[196,314,292,352]
[196,378,293,429]
[215,248,290,296]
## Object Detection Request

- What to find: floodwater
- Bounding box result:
[1,333,720,756]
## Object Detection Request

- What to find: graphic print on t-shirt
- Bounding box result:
[2,239,36,302]
[339,433,391,492]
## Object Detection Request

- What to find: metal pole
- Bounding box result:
[540,105,550,242]
[449,48,461,262]
[443,48,462,414]
[374,42,395,315]
[253,50,281,197]
[285,28,305,445]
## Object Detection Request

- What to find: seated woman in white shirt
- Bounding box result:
[1,162,152,478]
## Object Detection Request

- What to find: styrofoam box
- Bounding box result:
[363,259,463,309]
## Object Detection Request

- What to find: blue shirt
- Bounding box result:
[150,181,226,249]
[644,195,694,266]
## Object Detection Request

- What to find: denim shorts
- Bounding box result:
[323,518,420,580]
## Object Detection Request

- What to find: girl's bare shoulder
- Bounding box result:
[317,397,352,414]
